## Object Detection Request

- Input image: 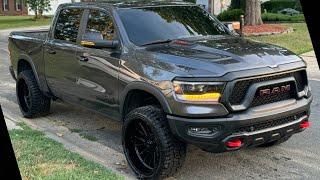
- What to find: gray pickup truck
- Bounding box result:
[8,1,312,179]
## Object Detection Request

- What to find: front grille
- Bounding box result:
[235,112,307,133]
[229,70,307,106]
[250,81,296,107]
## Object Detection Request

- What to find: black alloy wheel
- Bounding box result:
[123,105,186,179]
[17,79,31,113]
[125,119,161,176]
[16,70,51,118]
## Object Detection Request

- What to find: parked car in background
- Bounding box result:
[278,8,300,16]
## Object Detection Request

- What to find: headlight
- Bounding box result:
[172,81,225,103]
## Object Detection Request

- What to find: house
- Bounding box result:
[1,0,113,16]
[0,0,82,16]
[196,0,231,15]
[0,0,28,15]
[196,0,271,15]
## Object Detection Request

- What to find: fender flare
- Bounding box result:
[119,81,172,120]
[17,54,41,88]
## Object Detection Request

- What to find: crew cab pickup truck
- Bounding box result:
[8,1,312,179]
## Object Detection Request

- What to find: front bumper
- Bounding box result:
[167,96,312,153]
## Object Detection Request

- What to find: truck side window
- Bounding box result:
[54,8,83,42]
[84,10,116,41]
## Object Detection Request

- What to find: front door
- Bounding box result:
[44,8,85,102]
[75,9,121,120]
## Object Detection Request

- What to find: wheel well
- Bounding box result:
[17,59,32,74]
[122,90,161,118]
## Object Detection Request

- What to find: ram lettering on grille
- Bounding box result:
[259,84,291,97]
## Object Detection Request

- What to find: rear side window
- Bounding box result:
[83,9,116,41]
[54,8,83,42]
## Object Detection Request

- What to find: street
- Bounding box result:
[1,27,320,179]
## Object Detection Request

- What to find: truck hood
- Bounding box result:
[144,36,303,77]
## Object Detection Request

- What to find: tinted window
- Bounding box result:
[117,6,229,46]
[83,10,115,41]
[54,8,83,42]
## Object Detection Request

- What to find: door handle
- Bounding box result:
[46,48,56,54]
[77,55,89,62]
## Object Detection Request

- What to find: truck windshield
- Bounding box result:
[117,6,230,46]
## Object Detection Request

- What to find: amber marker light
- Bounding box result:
[172,81,224,103]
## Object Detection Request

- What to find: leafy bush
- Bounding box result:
[262,13,305,22]
[217,9,244,21]
[261,0,302,13]
[229,0,246,11]
[183,0,196,3]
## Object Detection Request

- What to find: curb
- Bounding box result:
[2,109,135,180]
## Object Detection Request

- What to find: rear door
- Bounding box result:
[74,9,121,120]
[44,8,85,101]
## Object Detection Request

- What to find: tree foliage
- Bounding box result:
[25,0,52,19]
[230,0,246,11]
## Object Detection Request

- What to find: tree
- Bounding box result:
[245,0,263,25]
[26,0,52,19]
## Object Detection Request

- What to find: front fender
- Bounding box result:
[119,81,172,119]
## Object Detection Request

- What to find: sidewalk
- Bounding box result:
[4,115,22,130]
[301,51,320,80]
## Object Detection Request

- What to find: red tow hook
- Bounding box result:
[300,120,310,129]
[225,139,243,148]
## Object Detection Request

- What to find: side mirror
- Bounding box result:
[224,22,241,36]
[81,39,119,49]
[225,23,235,32]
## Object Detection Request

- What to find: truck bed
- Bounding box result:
[8,29,49,83]
[10,29,49,40]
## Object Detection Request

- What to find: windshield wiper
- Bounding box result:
[140,39,172,46]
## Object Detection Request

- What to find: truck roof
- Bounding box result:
[60,1,195,9]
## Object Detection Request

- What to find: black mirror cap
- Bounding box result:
[81,39,119,49]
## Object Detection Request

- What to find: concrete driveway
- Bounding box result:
[1,27,320,179]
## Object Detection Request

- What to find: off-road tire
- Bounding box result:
[16,70,51,118]
[122,105,186,179]
[258,135,292,147]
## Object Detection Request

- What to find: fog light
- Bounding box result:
[225,139,243,148]
[300,120,310,129]
[187,127,219,137]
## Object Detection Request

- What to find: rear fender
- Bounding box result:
[16,54,42,90]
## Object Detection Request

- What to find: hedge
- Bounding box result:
[184,0,196,3]
[217,10,304,22]
[229,0,246,11]
[229,0,302,13]
[262,13,305,22]
[217,9,244,21]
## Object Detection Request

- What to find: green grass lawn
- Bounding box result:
[0,16,52,30]
[10,123,123,180]
[248,23,313,55]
